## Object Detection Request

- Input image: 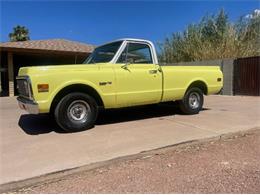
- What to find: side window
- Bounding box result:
[117,43,153,64]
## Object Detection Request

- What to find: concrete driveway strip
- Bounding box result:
[0,95,259,185]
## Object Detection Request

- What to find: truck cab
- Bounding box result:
[87,39,162,107]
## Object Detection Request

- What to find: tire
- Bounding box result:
[54,92,98,132]
[178,87,204,115]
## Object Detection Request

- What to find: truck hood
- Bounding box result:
[18,64,99,76]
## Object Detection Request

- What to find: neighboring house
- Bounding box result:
[0,39,94,96]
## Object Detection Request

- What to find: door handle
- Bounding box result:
[149,70,158,74]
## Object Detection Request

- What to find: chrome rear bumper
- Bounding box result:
[17,97,39,114]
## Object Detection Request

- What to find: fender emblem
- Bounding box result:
[99,81,112,86]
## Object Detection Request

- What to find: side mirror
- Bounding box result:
[121,58,134,70]
[121,64,128,70]
[126,58,134,65]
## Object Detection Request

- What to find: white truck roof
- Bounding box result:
[115,38,154,44]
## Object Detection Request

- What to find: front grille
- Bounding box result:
[17,79,30,98]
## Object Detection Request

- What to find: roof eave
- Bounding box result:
[0,47,92,55]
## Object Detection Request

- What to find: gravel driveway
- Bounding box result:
[12,129,260,194]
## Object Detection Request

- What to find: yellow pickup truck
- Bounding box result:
[17,38,223,132]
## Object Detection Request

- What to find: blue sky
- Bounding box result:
[1,1,259,45]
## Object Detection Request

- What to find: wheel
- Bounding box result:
[178,87,204,115]
[54,92,98,132]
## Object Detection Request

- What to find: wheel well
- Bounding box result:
[50,84,104,114]
[187,81,208,95]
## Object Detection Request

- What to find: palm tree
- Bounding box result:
[9,25,30,42]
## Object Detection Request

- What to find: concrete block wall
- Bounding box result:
[170,59,223,66]
[222,59,234,95]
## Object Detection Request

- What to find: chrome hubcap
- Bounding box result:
[189,92,200,109]
[67,100,90,122]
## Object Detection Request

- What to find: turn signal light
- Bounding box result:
[38,84,49,92]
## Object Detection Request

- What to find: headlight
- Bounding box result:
[16,76,34,100]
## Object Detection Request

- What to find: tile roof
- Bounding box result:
[0,39,95,53]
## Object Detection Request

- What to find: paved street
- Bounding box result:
[0,95,260,187]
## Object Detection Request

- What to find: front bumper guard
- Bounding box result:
[17,97,39,114]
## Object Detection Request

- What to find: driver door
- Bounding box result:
[114,42,162,107]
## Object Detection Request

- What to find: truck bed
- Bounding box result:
[160,65,223,101]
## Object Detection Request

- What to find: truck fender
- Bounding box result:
[185,79,208,95]
[49,81,104,113]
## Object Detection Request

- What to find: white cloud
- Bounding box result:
[253,9,260,16]
[245,9,260,19]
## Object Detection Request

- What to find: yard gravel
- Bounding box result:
[11,130,260,193]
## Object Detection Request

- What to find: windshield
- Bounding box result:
[83,41,123,64]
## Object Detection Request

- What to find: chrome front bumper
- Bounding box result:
[17,97,39,114]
